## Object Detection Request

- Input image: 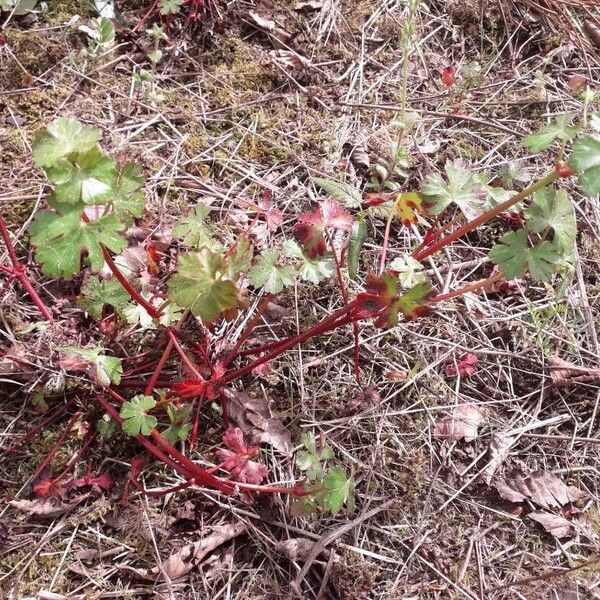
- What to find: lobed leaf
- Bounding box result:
[524,187,576,251]
[421,160,487,219]
[489,229,562,281]
[168,249,242,322]
[568,134,600,196]
[32,117,102,169]
[120,395,157,437]
[394,191,424,225]
[282,240,334,284]
[29,205,126,279]
[310,177,362,208]
[77,276,130,318]
[249,249,295,294]
[523,114,579,153]
[173,204,221,251]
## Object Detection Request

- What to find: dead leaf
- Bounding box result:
[294,0,324,10]
[123,522,247,581]
[269,49,310,71]
[248,11,275,31]
[548,356,600,388]
[528,510,573,538]
[480,432,516,485]
[495,470,586,509]
[9,496,86,518]
[433,404,488,442]
[225,388,291,453]
[276,538,328,561]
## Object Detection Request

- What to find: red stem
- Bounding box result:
[145,339,174,395]
[0,215,54,321]
[222,293,273,367]
[413,171,558,262]
[217,312,356,388]
[100,390,234,494]
[101,245,161,319]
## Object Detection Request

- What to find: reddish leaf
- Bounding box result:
[445,353,479,377]
[357,273,433,328]
[130,455,145,480]
[216,427,269,484]
[69,472,113,493]
[364,193,393,207]
[171,379,207,398]
[441,66,456,87]
[34,477,65,499]
[394,192,424,226]
[293,199,353,258]
[257,194,283,231]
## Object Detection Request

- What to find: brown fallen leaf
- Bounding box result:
[269,49,310,71]
[122,522,247,581]
[294,0,324,10]
[224,388,291,453]
[433,404,488,442]
[528,510,573,539]
[548,356,600,388]
[276,538,328,562]
[494,470,586,510]
[584,20,600,49]
[480,432,517,485]
[9,495,87,518]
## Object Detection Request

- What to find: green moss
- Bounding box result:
[44,0,94,24]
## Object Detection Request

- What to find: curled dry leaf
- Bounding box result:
[123,522,248,581]
[276,537,328,562]
[269,49,310,71]
[294,0,324,10]
[549,355,600,388]
[433,404,488,442]
[225,388,292,453]
[9,495,87,518]
[445,353,479,377]
[528,510,573,539]
[217,427,269,484]
[480,432,516,485]
[495,470,586,510]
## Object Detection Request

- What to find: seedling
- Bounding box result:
[1,85,598,515]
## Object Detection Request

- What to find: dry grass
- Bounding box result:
[1,0,600,598]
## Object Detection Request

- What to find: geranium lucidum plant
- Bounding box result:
[0,101,598,513]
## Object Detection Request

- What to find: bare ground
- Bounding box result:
[1,0,600,598]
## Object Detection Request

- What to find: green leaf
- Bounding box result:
[32,118,101,169]
[120,395,157,437]
[77,276,130,318]
[29,205,126,279]
[319,466,354,514]
[525,187,576,251]
[249,250,295,294]
[489,229,562,281]
[108,163,146,224]
[159,0,184,14]
[0,0,37,15]
[569,135,600,196]
[296,432,334,481]
[168,249,241,321]
[389,255,426,287]
[348,214,367,279]
[282,240,335,284]
[96,414,116,439]
[173,205,221,250]
[123,293,183,329]
[46,149,117,206]
[162,404,193,444]
[523,114,579,153]
[421,160,487,219]
[63,347,123,386]
[227,237,254,281]
[310,177,362,208]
